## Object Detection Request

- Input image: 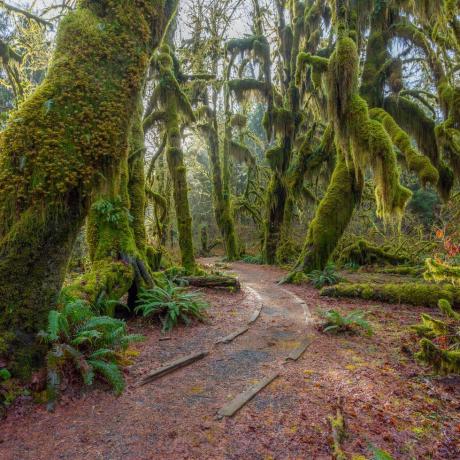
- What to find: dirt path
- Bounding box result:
[1,260,459,459]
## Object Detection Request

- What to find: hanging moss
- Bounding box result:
[0,0,167,377]
[321,282,460,308]
[228,141,256,167]
[227,79,267,103]
[369,108,439,186]
[326,37,412,222]
[150,47,197,272]
[339,239,409,266]
[231,113,248,129]
[383,95,454,200]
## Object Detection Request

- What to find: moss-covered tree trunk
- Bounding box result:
[202,85,239,261]
[290,155,362,276]
[0,0,167,376]
[165,120,196,271]
[291,4,401,275]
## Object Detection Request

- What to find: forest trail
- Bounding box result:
[1,261,459,459]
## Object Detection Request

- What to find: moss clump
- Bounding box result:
[339,239,409,266]
[424,258,460,286]
[413,299,460,375]
[321,282,460,308]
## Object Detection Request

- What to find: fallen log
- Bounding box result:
[217,372,279,418]
[139,350,208,386]
[179,275,241,290]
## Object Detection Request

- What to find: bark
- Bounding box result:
[0,0,167,376]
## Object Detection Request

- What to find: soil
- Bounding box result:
[0,259,459,460]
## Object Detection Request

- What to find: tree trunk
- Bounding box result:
[0,1,166,376]
[291,155,363,274]
[204,117,239,260]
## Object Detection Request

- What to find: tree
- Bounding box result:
[0,0,171,377]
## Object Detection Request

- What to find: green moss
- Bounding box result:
[321,282,460,308]
[150,47,196,272]
[0,0,166,377]
[369,108,439,186]
[424,258,460,286]
[291,154,363,273]
[339,239,409,266]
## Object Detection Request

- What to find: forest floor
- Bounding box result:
[0,259,459,460]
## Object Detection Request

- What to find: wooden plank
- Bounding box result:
[217,372,279,418]
[285,337,311,361]
[215,326,249,344]
[139,350,208,385]
[247,305,262,324]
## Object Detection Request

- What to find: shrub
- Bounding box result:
[320,309,373,335]
[38,300,144,410]
[135,280,209,332]
[308,263,342,288]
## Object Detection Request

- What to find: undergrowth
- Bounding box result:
[135,280,209,332]
[241,254,263,264]
[308,263,342,288]
[319,309,373,336]
[38,299,144,411]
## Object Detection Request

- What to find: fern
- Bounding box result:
[241,254,263,264]
[308,263,342,288]
[320,309,373,335]
[39,298,145,410]
[135,280,208,332]
[88,360,125,395]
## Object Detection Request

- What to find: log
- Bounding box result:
[215,326,249,344]
[139,350,208,386]
[286,337,311,361]
[179,275,241,290]
[217,372,279,418]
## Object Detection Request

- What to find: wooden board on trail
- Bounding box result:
[217,372,279,418]
[248,305,262,324]
[215,326,249,344]
[285,337,311,361]
[139,351,208,385]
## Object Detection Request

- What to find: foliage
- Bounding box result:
[241,254,263,265]
[412,299,460,375]
[92,198,133,228]
[320,309,373,336]
[38,299,144,410]
[135,280,208,332]
[308,263,342,289]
